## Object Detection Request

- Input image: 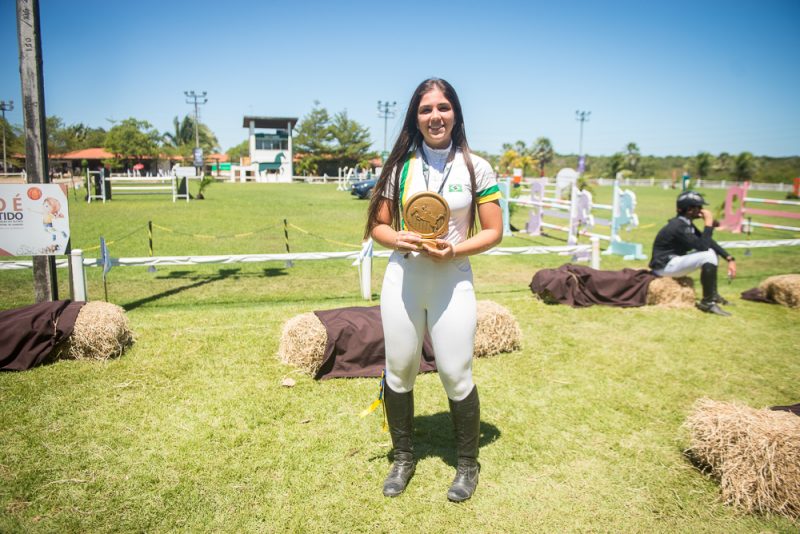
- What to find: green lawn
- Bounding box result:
[1,182,798,533]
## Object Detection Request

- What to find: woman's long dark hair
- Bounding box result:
[364,78,478,239]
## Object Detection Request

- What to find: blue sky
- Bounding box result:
[1,0,799,157]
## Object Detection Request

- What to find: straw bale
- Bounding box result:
[278,301,522,374]
[684,398,800,520]
[59,301,134,361]
[474,300,522,358]
[646,276,696,308]
[277,312,328,375]
[758,274,800,308]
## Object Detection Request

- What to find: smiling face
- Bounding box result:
[417,88,455,149]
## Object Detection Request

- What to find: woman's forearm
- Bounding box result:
[452,227,502,257]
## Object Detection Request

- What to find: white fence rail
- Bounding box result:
[593,177,793,192]
[1,243,596,301]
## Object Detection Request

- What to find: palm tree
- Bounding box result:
[624,142,640,175]
[531,137,554,177]
[732,152,756,182]
[162,115,219,156]
[694,152,713,179]
[607,152,625,179]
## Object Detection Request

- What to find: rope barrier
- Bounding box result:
[287,222,361,249]
[149,222,278,239]
[82,224,147,252]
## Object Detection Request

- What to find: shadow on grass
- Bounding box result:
[122,267,287,311]
[369,412,501,468]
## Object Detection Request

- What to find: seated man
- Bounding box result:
[649,190,737,316]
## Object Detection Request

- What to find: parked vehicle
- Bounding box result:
[351,178,377,199]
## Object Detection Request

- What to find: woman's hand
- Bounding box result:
[394,230,423,252]
[421,239,456,261]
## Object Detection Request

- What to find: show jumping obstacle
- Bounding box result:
[719,182,800,234]
[505,177,646,260]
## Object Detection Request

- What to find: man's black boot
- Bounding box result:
[383,385,415,497]
[697,263,732,316]
[447,386,480,502]
[713,293,733,306]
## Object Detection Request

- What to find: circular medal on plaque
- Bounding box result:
[402,191,450,245]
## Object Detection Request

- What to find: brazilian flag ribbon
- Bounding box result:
[359,369,387,431]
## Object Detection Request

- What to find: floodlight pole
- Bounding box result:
[185,90,207,171]
[0,100,13,173]
[575,110,591,159]
[17,0,58,302]
[377,100,397,161]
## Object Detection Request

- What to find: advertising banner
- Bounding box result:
[0,184,70,256]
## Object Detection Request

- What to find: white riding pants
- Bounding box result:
[380,251,477,401]
[654,249,717,277]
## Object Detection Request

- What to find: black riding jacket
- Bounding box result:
[649,215,731,270]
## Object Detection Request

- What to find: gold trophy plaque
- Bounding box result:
[402,191,450,247]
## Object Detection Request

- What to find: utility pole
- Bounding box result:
[377,100,396,161]
[17,0,58,302]
[0,100,13,173]
[575,110,591,174]
[184,90,207,169]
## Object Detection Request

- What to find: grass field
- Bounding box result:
[1,181,798,533]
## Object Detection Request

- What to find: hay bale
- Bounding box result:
[59,301,134,361]
[646,276,696,308]
[759,274,800,308]
[278,301,522,374]
[474,300,522,358]
[277,312,328,375]
[684,398,800,520]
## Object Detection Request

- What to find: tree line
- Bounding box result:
[1,112,796,183]
[0,114,220,171]
[490,139,797,184]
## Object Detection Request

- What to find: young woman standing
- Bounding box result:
[364,78,503,501]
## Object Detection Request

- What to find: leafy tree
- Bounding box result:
[694,152,713,179]
[531,137,554,177]
[715,152,731,172]
[46,116,70,155]
[294,102,333,154]
[294,102,333,175]
[104,118,161,167]
[0,116,23,170]
[732,151,756,182]
[293,102,375,175]
[328,110,373,168]
[226,139,249,163]
[42,116,108,156]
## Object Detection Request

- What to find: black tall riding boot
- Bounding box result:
[382,385,415,497]
[447,386,480,502]
[697,263,731,316]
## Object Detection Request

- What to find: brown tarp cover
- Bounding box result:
[740,287,776,304]
[313,305,437,380]
[530,264,658,308]
[771,403,800,417]
[0,300,85,371]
